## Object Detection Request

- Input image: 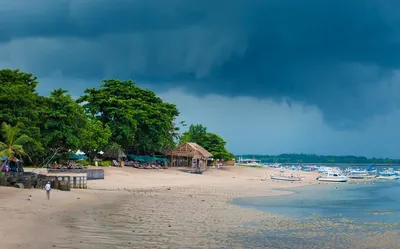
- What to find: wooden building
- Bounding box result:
[168,142,212,170]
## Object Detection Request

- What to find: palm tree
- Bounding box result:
[0,123,32,161]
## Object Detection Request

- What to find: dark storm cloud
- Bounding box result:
[2,0,400,128]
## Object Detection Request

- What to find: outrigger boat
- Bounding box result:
[347,170,376,179]
[376,170,399,180]
[270,174,302,182]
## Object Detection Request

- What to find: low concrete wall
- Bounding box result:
[48,168,87,173]
[87,169,104,180]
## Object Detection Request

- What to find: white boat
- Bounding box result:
[317,172,348,182]
[270,175,302,182]
[376,171,399,180]
[236,157,263,167]
[347,170,376,179]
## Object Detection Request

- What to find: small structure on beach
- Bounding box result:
[168,142,212,170]
[103,148,127,167]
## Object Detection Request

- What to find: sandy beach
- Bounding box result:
[1,166,398,249]
[0,166,316,249]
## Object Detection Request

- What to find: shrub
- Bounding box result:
[98,160,112,167]
[80,160,90,166]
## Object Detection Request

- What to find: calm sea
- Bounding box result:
[232,181,400,248]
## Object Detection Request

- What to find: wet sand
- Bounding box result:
[0,166,316,249]
[2,166,398,248]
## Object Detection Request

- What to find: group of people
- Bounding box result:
[1,160,24,172]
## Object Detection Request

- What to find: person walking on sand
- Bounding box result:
[45,181,51,200]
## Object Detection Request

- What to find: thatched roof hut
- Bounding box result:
[168,142,212,158]
[168,142,212,170]
[103,149,127,160]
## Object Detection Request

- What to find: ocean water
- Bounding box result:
[232,181,400,248]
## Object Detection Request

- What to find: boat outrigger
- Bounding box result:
[347,170,377,179]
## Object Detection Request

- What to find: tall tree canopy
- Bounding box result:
[77,79,180,154]
[81,119,112,160]
[180,124,234,161]
[0,68,232,165]
[41,89,88,152]
[0,69,46,162]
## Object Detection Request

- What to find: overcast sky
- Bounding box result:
[2,0,400,157]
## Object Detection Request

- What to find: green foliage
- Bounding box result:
[80,160,90,166]
[179,124,234,161]
[0,68,229,165]
[238,153,400,164]
[0,69,45,161]
[98,160,112,166]
[77,79,179,153]
[0,123,33,160]
[40,89,87,152]
[102,142,124,159]
[81,119,112,161]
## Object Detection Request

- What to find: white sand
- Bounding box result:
[1,166,397,248]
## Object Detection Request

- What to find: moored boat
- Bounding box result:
[376,171,399,180]
[236,157,263,167]
[270,175,302,182]
[317,172,348,182]
[347,170,376,179]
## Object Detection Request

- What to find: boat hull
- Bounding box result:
[376,176,399,180]
[317,177,348,182]
[270,176,300,182]
[348,175,376,179]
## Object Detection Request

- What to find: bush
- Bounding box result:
[80,160,90,166]
[98,160,112,167]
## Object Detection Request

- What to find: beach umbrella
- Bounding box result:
[141,155,153,162]
[69,154,80,160]
[69,154,88,160]
[75,149,85,155]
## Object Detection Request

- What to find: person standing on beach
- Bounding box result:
[45,181,51,200]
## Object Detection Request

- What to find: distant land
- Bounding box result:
[236,153,400,164]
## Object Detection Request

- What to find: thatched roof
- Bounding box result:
[103,149,127,159]
[168,142,212,159]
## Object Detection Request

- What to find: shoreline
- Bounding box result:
[0,166,325,248]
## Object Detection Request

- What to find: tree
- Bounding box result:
[0,69,45,161]
[179,124,234,161]
[81,119,112,161]
[41,89,87,152]
[0,123,32,161]
[77,79,179,153]
[179,124,207,144]
[200,133,234,161]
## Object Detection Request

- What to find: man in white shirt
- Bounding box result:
[45,181,51,200]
